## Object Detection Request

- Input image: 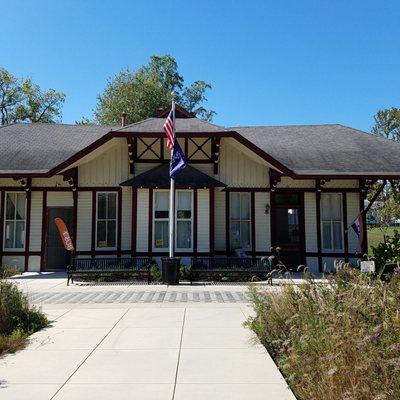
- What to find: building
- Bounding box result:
[1,106,400,273]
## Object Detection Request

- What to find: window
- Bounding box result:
[154,191,170,249]
[96,192,117,248]
[321,193,343,251]
[4,192,26,250]
[153,190,193,250]
[230,192,251,250]
[176,191,192,249]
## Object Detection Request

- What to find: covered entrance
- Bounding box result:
[45,207,73,271]
[271,192,305,268]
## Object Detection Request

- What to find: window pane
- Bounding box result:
[107,193,117,219]
[322,222,332,250]
[321,194,332,220]
[155,210,168,219]
[177,221,191,248]
[177,192,191,211]
[15,221,25,248]
[275,194,299,206]
[240,193,250,219]
[230,193,240,220]
[6,194,15,220]
[240,221,251,248]
[16,193,26,220]
[330,194,342,220]
[177,210,191,219]
[97,221,106,247]
[107,220,116,247]
[231,221,241,249]
[333,222,343,250]
[154,221,168,248]
[4,221,15,248]
[155,192,169,211]
[97,193,107,219]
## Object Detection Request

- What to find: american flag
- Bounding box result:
[163,109,175,150]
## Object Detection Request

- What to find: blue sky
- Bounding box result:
[1,0,399,131]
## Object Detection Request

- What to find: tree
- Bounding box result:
[372,107,400,141]
[0,68,65,125]
[372,108,400,197]
[94,55,215,125]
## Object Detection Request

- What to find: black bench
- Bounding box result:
[190,257,269,284]
[67,257,153,285]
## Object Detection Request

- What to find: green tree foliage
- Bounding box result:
[372,107,400,141]
[94,55,215,125]
[0,68,65,125]
[371,107,400,198]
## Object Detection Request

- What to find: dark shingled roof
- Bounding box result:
[116,117,228,133]
[2,119,400,177]
[232,124,400,176]
[0,123,115,174]
[120,164,226,188]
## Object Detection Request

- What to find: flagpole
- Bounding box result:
[169,99,176,258]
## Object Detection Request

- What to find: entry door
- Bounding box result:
[271,192,305,268]
[46,207,73,271]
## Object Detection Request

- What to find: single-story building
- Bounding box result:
[1,105,400,273]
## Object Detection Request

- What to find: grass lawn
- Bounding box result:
[368,226,398,254]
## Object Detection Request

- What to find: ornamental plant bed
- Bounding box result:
[0,280,48,357]
[245,270,400,400]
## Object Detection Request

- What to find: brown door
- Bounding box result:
[271,192,305,269]
[45,207,73,271]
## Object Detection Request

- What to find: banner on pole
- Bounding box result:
[54,217,74,252]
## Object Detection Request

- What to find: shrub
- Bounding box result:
[149,264,162,282]
[0,280,47,356]
[245,270,400,400]
[372,229,400,270]
[0,264,21,279]
[179,265,191,280]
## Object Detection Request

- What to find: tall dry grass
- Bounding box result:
[246,270,400,400]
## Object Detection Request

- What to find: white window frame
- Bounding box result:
[3,191,27,251]
[152,189,193,252]
[230,192,252,251]
[321,193,344,252]
[95,191,118,251]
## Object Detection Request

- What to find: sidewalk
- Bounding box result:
[0,274,296,400]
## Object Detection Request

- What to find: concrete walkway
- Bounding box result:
[0,273,296,400]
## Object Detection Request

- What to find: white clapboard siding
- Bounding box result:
[219,140,268,187]
[197,189,210,252]
[29,191,43,251]
[78,139,130,186]
[2,255,24,271]
[121,188,132,251]
[28,256,41,272]
[136,189,149,252]
[255,192,270,251]
[76,192,92,251]
[304,192,317,252]
[214,189,226,251]
[347,192,360,253]
[47,192,73,207]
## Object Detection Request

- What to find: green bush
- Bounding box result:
[0,281,47,356]
[149,264,162,282]
[245,270,400,400]
[372,229,400,269]
[179,265,191,280]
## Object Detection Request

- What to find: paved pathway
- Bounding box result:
[0,273,296,400]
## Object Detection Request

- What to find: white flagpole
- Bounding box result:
[169,100,176,258]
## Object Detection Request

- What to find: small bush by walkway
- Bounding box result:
[0,280,48,357]
[245,270,400,400]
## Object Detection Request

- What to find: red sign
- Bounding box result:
[54,217,74,251]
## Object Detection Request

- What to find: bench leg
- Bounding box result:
[67,273,70,286]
